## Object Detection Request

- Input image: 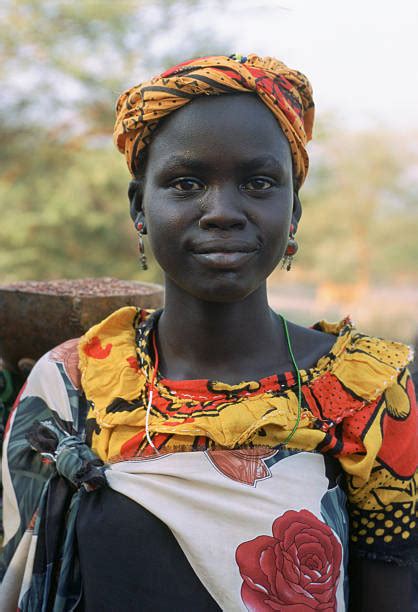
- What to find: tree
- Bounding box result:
[0,0,225,282]
[295,124,418,285]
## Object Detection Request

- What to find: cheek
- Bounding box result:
[145,203,189,266]
[256,201,292,254]
[262,233,289,275]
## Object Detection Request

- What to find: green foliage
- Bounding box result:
[0,137,147,281]
[0,0,224,282]
[1,0,225,133]
[298,126,418,284]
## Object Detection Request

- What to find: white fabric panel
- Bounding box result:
[107,451,345,611]
[0,530,33,612]
[20,352,73,423]
[18,533,38,609]
[1,408,20,546]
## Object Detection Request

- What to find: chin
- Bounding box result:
[182,277,260,304]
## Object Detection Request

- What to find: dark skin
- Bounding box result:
[130,94,335,382]
[129,94,413,610]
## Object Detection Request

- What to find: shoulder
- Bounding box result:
[78,305,141,376]
[329,328,413,402]
[293,317,412,400]
[11,306,145,432]
[78,306,140,358]
[21,337,82,400]
[78,306,148,412]
[4,337,84,449]
[48,337,82,389]
[286,320,336,372]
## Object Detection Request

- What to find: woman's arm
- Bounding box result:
[337,367,417,610]
[0,339,87,609]
[349,558,413,612]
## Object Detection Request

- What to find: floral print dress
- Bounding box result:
[0,307,416,611]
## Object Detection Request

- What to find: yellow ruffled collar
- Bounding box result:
[78,307,412,462]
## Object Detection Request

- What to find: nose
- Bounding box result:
[198,187,247,231]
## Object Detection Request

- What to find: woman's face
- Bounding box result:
[134,94,294,303]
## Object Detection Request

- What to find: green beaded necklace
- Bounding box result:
[279,314,302,447]
[145,314,302,453]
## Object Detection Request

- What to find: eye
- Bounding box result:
[242,177,275,191]
[169,178,204,192]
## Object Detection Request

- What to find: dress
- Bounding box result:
[0,307,416,611]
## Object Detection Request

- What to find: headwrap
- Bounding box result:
[114,54,315,188]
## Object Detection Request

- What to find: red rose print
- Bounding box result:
[236,510,342,611]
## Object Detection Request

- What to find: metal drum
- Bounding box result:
[0,277,164,372]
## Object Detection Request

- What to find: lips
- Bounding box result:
[191,241,258,254]
[190,241,258,269]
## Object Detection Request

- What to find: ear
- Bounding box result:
[128,179,144,223]
[291,191,302,233]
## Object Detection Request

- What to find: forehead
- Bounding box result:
[144,94,292,171]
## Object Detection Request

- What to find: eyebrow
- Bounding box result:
[162,155,207,172]
[238,155,285,172]
[161,154,286,172]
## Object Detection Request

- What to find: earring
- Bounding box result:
[282,224,298,271]
[135,218,148,270]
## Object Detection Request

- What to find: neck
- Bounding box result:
[156,279,286,382]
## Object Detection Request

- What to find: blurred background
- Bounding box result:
[1,0,417,345]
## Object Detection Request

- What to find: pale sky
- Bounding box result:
[201,0,418,129]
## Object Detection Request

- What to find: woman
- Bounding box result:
[1,54,416,611]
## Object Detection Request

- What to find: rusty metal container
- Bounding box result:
[0,278,164,372]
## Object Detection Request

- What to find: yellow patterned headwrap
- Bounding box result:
[114,54,315,188]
